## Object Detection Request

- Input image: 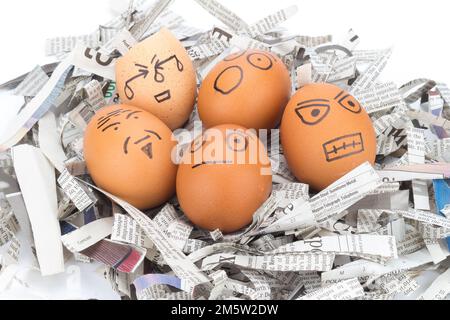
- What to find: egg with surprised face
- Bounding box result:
[84,104,177,209]
[281,83,376,191]
[176,124,273,233]
[116,28,197,130]
[198,50,291,130]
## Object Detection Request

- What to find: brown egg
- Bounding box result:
[198,50,291,130]
[281,83,376,191]
[115,28,197,130]
[176,124,272,233]
[84,104,177,209]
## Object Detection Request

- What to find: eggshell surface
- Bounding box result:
[198,50,291,130]
[176,124,272,233]
[281,83,376,191]
[115,28,197,130]
[84,104,177,209]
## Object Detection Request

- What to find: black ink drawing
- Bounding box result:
[123,54,184,102]
[191,160,233,169]
[246,52,274,70]
[226,131,249,152]
[154,89,171,103]
[123,130,162,159]
[152,54,184,83]
[335,91,362,114]
[124,64,149,100]
[97,109,142,131]
[214,65,244,95]
[295,99,331,126]
[322,132,365,162]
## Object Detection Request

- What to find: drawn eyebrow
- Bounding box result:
[102,122,121,132]
[297,99,330,106]
[335,91,344,100]
[123,136,131,154]
[126,111,142,119]
[134,135,151,144]
[151,55,157,64]
[145,130,162,140]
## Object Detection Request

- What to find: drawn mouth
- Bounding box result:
[322,133,364,162]
[192,160,233,169]
[154,90,171,103]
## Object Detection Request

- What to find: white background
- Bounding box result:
[0,0,449,86]
[0,0,448,299]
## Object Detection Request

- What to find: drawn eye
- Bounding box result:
[247,53,273,70]
[295,99,331,125]
[335,91,362,113]
[190,136,206,153]
[226,131,249,152]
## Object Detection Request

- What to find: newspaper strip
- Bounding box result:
[130,0,174,40]
[311,162,382,224]
[201,252,335,272]
[417,268,450,300]
[61,217,114,252]
[13,65,49,97]
[111,213,152,248]
[271,235,397,258]
[83,80,106,111]
[399,209,450,229]
[0,56,74,152]
[244,6,298,38]
[322,248,445,284]
[298,278,364,300]
[349,49,392,94]
[353,82,402,114]
[80,182,212,294]
[194,0,248,32]
[72,44,116,80]
[11,145,64,276]
[57,170,94,212]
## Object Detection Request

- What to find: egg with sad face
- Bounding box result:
[84,104,177,209]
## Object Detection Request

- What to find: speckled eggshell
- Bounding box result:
[198,50,291,130]
[176,124,273,233]
[115,28,196,130]
[84,104,177,209]
[281,83,376,191]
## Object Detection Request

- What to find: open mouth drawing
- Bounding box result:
[322,132,364,162]
[192,160,233,169]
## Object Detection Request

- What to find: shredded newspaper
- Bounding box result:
[0,0,449,300]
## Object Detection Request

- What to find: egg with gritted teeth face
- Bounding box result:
[176,124,273,233]
[198,49,291,130]
[281,83,376,191]
[84,104,177,209]
[115,28,197,130]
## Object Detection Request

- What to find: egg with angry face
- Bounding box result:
[84,104,177,209]
[176,124,273,233]
[281,83,376,191]
[198,50,291,130]
[115,28,197,130]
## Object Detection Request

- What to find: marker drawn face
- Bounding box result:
[84,104,177,210]
[186,126,262,171]
[96,107,164,161]
[281,83,376,191]
[115,28,197,130]
[198,49,291,130]
[176,124,273,233]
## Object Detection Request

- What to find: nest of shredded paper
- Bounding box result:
[0,0,449,300]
